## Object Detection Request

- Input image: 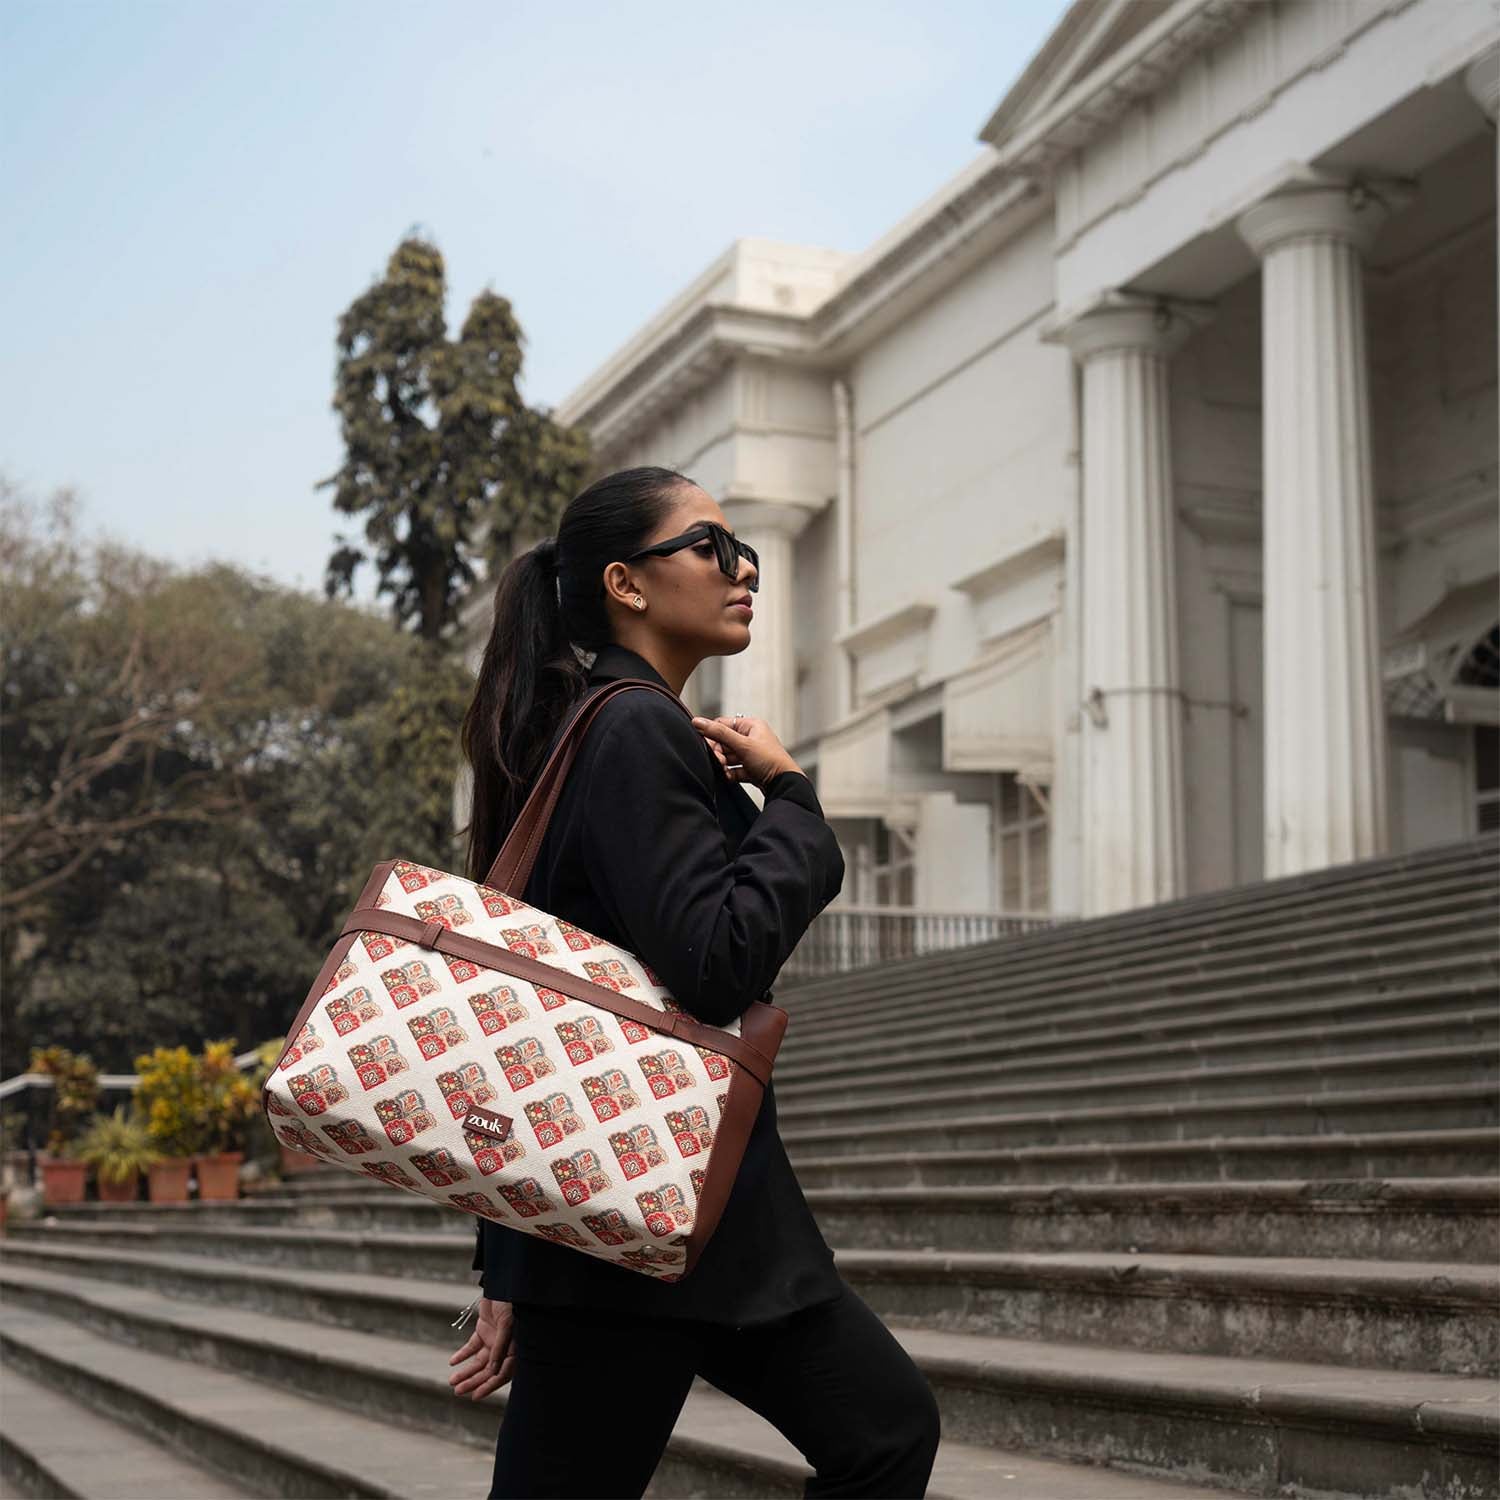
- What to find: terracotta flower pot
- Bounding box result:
[39,1157,88,1205]
[193,1151,244,1200]
[96,1167,140,1203]
[278,1141,323,1174]
[146,1157,193,1202]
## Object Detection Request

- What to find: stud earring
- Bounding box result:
[632,596,645,610]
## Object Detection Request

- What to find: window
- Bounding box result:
[992,772,1050,913]
[872,819,916,907]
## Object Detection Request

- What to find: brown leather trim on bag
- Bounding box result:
[338,905,781,1087]
[676,997,789,1281]
[484,678,701,895]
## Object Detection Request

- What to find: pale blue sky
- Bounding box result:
[2,0,1068,607]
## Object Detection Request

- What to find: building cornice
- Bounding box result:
[570,300,819,456]
[979,0,1247,174]
[558,161,1048,459]
[807,161,1044,358]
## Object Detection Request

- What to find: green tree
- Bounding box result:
[0,483,473,1077]
[318,235,592,643]
[0,478,250,934]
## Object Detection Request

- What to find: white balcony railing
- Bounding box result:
[778,902,1076,983]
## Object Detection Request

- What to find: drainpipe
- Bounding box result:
[1061,355,1085,915]
[833,377,856,721]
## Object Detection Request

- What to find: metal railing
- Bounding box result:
[0,1046,264,1102]
[779,902,1076,982]
[0,1047,267,1188]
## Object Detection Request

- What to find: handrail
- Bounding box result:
[0,1045,265,1102]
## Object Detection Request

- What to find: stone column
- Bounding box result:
[1236,180,1407,878]
[716,499,815,749]
[1055,297,1202,916]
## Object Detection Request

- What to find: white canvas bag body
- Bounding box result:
[261,679,788,1282]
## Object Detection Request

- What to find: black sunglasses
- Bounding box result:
[622,521,759,593]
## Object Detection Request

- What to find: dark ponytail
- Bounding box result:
[459,465,695,887]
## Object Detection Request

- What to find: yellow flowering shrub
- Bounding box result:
[133,1039,260,1156]
[28,1045,100,1156]
[133,1046,207,1156]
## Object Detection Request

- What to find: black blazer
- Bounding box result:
[470,642,846,1325]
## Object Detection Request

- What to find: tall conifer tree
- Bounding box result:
[319,236,591,644]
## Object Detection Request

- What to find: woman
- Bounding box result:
[448,466,942,1499]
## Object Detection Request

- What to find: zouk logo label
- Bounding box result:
[463,1105,514,1142]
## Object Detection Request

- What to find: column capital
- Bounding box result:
[716,496,818,542]
[1046,292,1214,364]
[1465,46,1499,121]
[1236,176,1414,260]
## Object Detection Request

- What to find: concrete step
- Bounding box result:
[247,1165,357,1198]
[787,886,1497,1036]
[17,1175,1496,1269]
[774,1043,1498,1131]
[7,1234,1493,1379]
[0,1265,1252,1500]
[774,1001,1497,1104]
[890,1321,1498,1500]
[0,1238,480,1347]
[38,1192,469,1234]
[798,1177,1500,1262]
[224,1126,1500,1203]
[6,1215,477,1284]
[779,1078,1499,1155]
[830,1247,1498,1374]
[0,1296,492,1498]
[782,931,1497,1053]
[659,1381,1245,1500]
[788,1127,1500,1188]
[774,967,1494,1086]
[40,1197,320,1225]
[0,1366,255,1498]
[783,835,1495,990]
[782,843,1496,1020]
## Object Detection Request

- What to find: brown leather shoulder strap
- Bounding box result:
[484,678,692,895]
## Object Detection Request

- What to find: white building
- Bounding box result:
[534,0,1499,922]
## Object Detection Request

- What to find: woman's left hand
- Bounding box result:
[701,728,741,780]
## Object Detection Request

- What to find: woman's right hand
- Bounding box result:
[448,1296,516,1399]
[690,713,804,791]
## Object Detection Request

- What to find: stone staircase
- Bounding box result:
[1,834,1496,1498]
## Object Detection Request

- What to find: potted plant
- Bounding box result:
[75,1104,164,1203]
[133,1045,206,1202]
[194,1038,260,1199]
[29,1046,99,1205]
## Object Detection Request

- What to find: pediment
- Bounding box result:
[979,0,1175,148]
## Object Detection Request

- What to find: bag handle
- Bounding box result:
[482,677,695,896]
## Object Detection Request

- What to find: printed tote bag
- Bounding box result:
[261,679,788,1283]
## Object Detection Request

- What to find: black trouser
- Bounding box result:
[488,1277,942,1499]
